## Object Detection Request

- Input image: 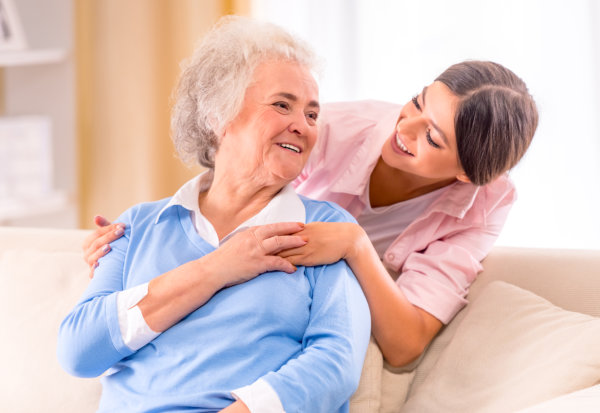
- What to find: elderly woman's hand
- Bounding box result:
[278,222,369,267]
[208,222,307,288]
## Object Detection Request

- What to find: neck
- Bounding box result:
[198,169,284,239]
[369,157,456,207]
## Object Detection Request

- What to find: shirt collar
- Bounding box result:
[155,173,210,224]
[156,172,306,247]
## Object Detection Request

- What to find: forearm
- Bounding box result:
[346,227,442,367]
[58,292,133,377]
[138,255,224,332]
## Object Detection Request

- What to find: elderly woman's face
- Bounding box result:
[219,59,320,185]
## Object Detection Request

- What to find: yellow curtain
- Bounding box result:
[76,0,250,228]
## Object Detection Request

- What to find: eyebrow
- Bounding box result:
[422,86,449,147]
[274,92,320,110]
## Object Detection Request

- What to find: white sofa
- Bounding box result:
[1,226,599,413]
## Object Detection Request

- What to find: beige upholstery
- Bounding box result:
[1,226,599,412]
[351,247,600,412]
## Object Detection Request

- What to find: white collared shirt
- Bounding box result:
[116,173,306,412]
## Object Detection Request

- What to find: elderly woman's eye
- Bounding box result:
[307,112,319,121]
[274,102,290,110]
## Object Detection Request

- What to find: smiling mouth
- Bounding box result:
[395,133,414,156]
[277,143,301,153]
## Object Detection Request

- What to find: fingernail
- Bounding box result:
[115,227,124,237]
[101,244,110,253]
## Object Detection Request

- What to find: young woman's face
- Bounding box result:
[381,81,469,183]
[218,59,320,186]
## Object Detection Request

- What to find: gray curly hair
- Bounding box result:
[171,15,319,169]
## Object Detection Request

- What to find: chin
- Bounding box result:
[267,163,303,184]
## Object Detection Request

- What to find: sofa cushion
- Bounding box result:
[401,281,600,413]
[0,248,101,412]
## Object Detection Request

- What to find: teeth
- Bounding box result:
[395,133,413,155]
[279,143,300,153]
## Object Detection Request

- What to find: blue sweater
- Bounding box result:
[57,196,370,413]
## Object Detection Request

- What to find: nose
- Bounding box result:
[288,110,310,136]
[397,113,426,142]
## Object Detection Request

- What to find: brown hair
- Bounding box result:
[436,61,538,185]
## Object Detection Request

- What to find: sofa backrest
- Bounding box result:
[408,246,600,398]
[0,226,101,413]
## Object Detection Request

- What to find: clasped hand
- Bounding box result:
[83,217,363,284]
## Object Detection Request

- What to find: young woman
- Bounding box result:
[84,60,538,368]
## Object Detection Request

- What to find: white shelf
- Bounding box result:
[0,48,67,67]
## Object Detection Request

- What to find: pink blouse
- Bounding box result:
[293,100,516,324]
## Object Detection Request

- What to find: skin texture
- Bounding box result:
[83,80,472,368]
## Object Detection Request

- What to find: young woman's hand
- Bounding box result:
[277,222,368,267]
[82,215,125,278]
[206,222,307,288]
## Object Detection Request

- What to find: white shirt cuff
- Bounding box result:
[232,378,285,413]
[116,282,160,351]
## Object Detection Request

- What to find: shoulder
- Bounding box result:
[114,197,173,227]
[299,195,357,224]
[316,99,402,152]
[480,174,517,208]
[319,100,400,139]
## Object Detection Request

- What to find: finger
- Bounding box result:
[83,224,125,262]
[261,235,307,255]
[88,262,98,279]
[277,245,307,258]
[264,256,297,274]
[85,244,111,268]
[82,222,122,250]
[253,222,305,240]
[282,254,314,267]
[94,215,112,227]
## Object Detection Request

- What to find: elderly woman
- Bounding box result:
[57,16,370,413]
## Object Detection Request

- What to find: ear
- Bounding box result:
[456,172,471,183]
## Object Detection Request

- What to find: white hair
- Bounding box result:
[171,15,319,168]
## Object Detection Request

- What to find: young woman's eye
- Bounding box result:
[412,95,422,111]
[426,130,441,148]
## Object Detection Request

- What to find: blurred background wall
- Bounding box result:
[76,0,250,227]
[1,0,598,251]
